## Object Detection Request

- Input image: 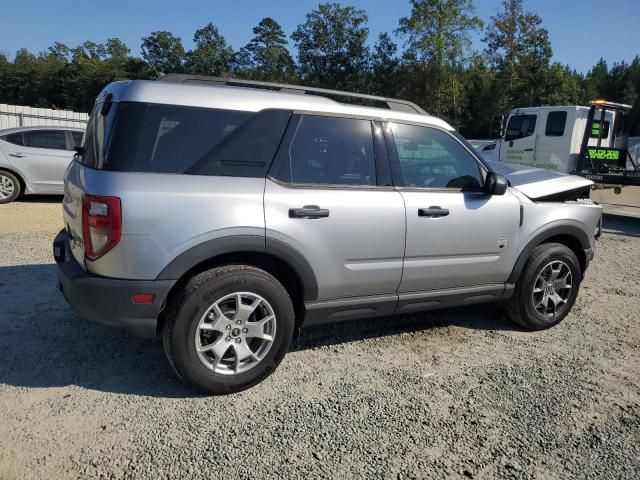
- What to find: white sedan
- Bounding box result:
[0,126,84,203]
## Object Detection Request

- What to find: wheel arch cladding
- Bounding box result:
[156,234,318,305]
[508,225,590,284]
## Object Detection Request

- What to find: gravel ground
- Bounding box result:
[0,199,639,479]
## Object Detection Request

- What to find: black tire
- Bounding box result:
[163,265,295,394]
[0,171,21,204]
[505,243,581,330]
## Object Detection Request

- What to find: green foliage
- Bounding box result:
[185,24,234,76]
[233,17,295,82]
[398,0,482,123]
[140,31,185,73]
[291,3,370,91]
[0,2,639,137]
[484,0,552,109]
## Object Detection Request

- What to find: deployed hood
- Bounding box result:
[486,160,593,200]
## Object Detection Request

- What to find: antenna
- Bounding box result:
[141,45,161,78]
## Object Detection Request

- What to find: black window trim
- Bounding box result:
[267,112,390,191]
[382,120,489,193]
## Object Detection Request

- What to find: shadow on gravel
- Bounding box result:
[293,304,517,351]
[0,263,197,398]
[0,262,519,397]
[16,194,63,204]
[602,213,640,238]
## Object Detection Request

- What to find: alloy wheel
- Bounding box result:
[194,292,276,375]
[0,175,15,200]
[531,260,573,317]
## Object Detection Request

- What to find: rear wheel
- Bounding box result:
[163,265,295,394]
[0,171,21,204]
[505,243,581,330]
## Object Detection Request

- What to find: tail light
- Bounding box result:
[82,195,121,260]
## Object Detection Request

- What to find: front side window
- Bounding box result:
[284,115,376,186]
[545,111,567,136]
[23,130,67,150]
[505,114,537,141]
[390,123,483,189]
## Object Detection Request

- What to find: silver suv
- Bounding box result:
[54,75,602,394]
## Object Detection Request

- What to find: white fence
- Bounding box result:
[0,104,89,130]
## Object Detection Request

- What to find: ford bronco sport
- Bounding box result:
[54,75,602,394]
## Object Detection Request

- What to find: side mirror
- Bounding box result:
[485,172,508,195]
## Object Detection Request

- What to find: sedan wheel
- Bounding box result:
[0,172,20,203]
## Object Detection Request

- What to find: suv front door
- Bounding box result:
[265,114,405,309]
[386,122,521,295]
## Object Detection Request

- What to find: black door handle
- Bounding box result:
[289,205,330,219]
[523,148,534,152]
[418,206,449,217]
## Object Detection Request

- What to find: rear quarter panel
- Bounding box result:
[64,163,266,279]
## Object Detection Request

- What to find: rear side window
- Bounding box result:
[505,114,536,141]
[72,131,83,147]
[92,102,290,176]
[545,111,567,136]
[23,130,67,150]
[2,133,24,146]
[280,115,376,186]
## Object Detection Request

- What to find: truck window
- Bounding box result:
[545,111,567,136]
[505,114,536,141]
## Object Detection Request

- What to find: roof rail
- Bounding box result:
[157,73,427,115]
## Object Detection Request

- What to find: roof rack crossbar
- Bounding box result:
[158,74,427,115]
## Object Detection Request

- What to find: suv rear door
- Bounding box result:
[385,122,521,297]
[265,114,405,307]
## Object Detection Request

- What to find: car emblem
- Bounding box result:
[498,237,508,249]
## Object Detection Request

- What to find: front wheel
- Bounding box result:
[505,243,581,330]
[163,265,295,394]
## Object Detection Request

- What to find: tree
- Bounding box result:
[369,33,400,97]
[185,23,234,76]
[235,17,295,82]
[484,0,552,108]
[397,0,482,122]
[291,3,369,91]
[141,31,185,73]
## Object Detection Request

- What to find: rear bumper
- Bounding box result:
[53,230,174,338]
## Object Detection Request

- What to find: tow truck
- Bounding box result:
[478,100,639,192]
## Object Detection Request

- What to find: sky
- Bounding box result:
[1,0,639,73]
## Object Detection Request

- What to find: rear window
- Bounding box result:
[545,111,567,136]
[81,101,290,176]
